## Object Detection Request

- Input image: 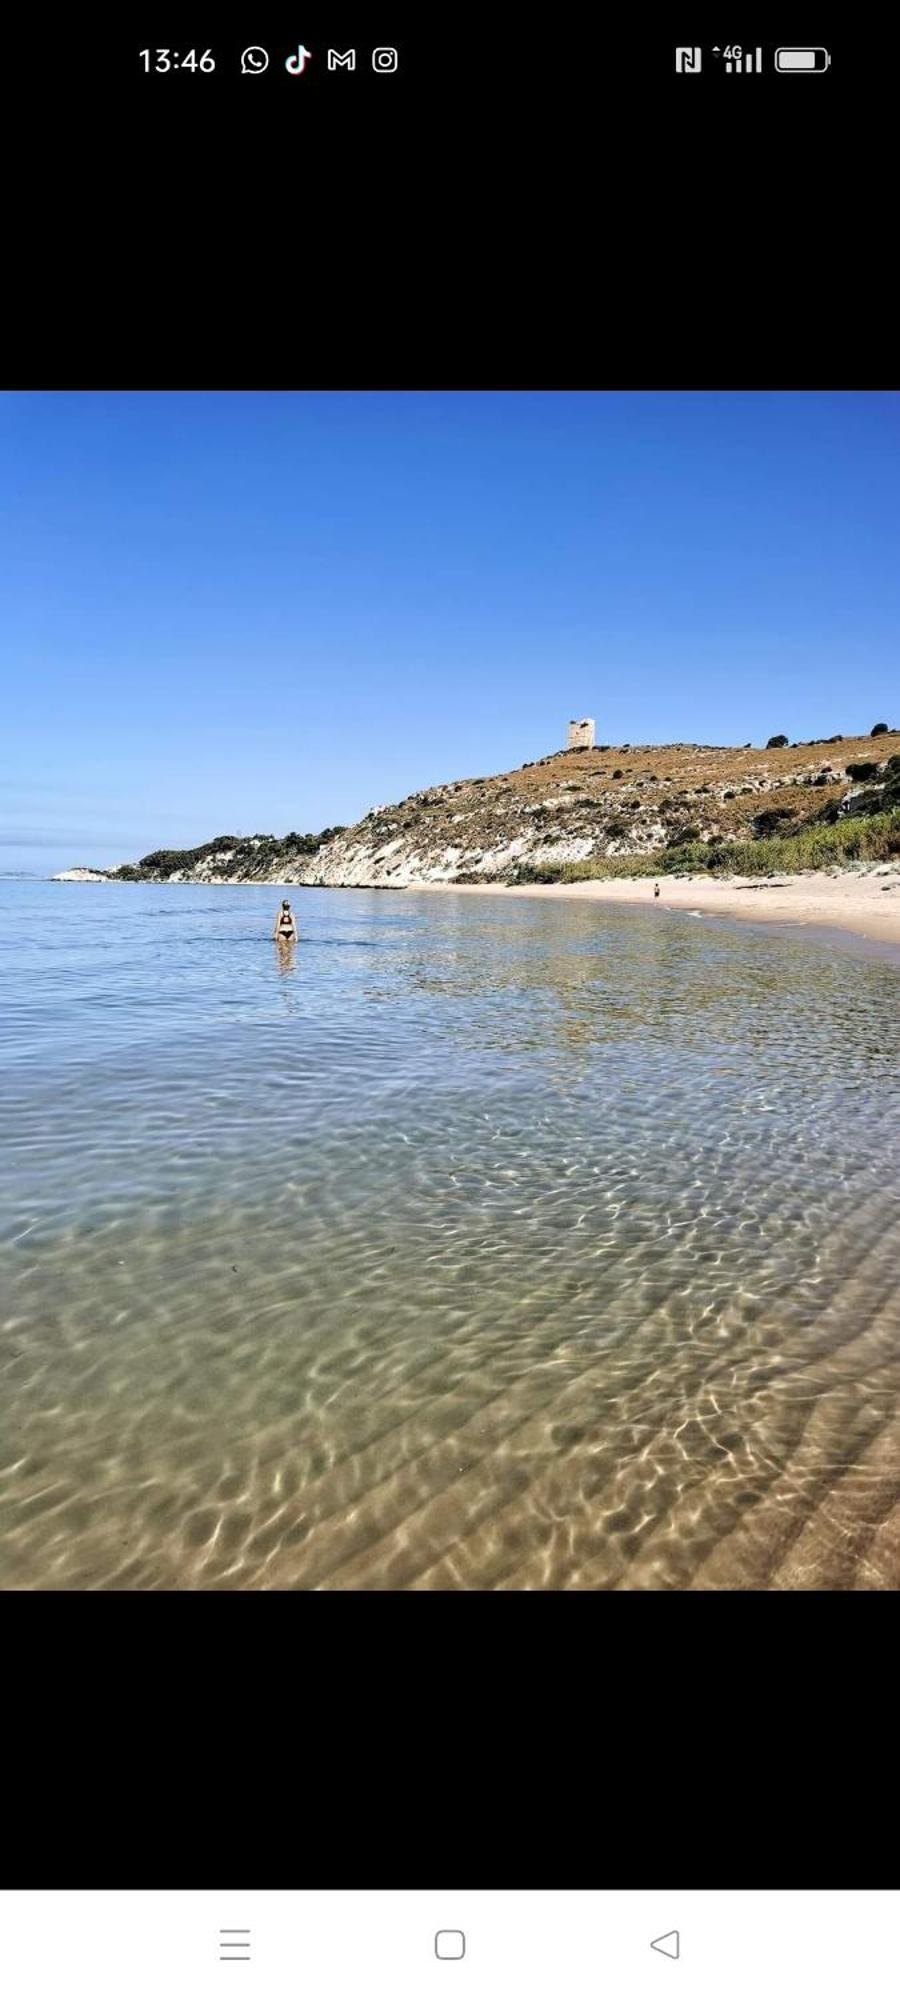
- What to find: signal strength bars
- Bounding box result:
[219,1929,251,1963]
[724,46,761,71]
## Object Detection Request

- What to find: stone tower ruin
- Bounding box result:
[566,718,595,750]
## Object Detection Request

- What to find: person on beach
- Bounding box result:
[654,882,660,900]
[273,898,298,941]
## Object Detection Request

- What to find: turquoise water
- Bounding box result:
[2,879,899,1588]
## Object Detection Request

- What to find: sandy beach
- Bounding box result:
[420,863,900,957]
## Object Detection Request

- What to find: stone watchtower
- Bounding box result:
[566,718,595,750]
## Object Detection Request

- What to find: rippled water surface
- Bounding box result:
[2,880,899,1589]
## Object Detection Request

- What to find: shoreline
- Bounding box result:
[413,866,900,959]
[46,864,900,960]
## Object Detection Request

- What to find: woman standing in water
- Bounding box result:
[273,898,299,941]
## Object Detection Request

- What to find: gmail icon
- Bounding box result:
[327,48,356,69]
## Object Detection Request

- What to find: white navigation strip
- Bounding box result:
[2,1892,896,2000]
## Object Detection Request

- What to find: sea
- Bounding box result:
[2,878,899,1588]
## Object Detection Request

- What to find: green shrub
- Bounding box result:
[871,722,890,736]
[851,770,900,815]
[846,761,880,781]
[766,734,789,748]
[753,807,794,837]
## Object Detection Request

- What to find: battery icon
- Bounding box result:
[774,47,831,71]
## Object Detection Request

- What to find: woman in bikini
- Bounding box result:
[273,898,298,942]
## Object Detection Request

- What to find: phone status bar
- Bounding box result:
[136,45,400,77]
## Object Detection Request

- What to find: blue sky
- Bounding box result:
[1,390,897,873]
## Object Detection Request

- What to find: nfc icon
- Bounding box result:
[327,48,356,69]
[675,47,702,72]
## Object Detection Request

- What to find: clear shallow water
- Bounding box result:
[2,879,899,1590]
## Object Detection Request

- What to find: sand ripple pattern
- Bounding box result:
[1,879,899,1588]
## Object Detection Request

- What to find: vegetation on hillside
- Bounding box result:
[113,827,346,882]
[511,807,900,884]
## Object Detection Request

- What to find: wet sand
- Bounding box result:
[420,866,900,957]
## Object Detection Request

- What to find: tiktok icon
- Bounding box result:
[285,45,312,74]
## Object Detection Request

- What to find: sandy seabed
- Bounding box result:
[5,875,900,1588]
[418,864,900,957]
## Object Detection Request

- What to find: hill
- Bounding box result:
[59,728,900,887]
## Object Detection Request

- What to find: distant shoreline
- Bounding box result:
[415,867,900,957]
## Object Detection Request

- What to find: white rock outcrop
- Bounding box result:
[52,868,109,882]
